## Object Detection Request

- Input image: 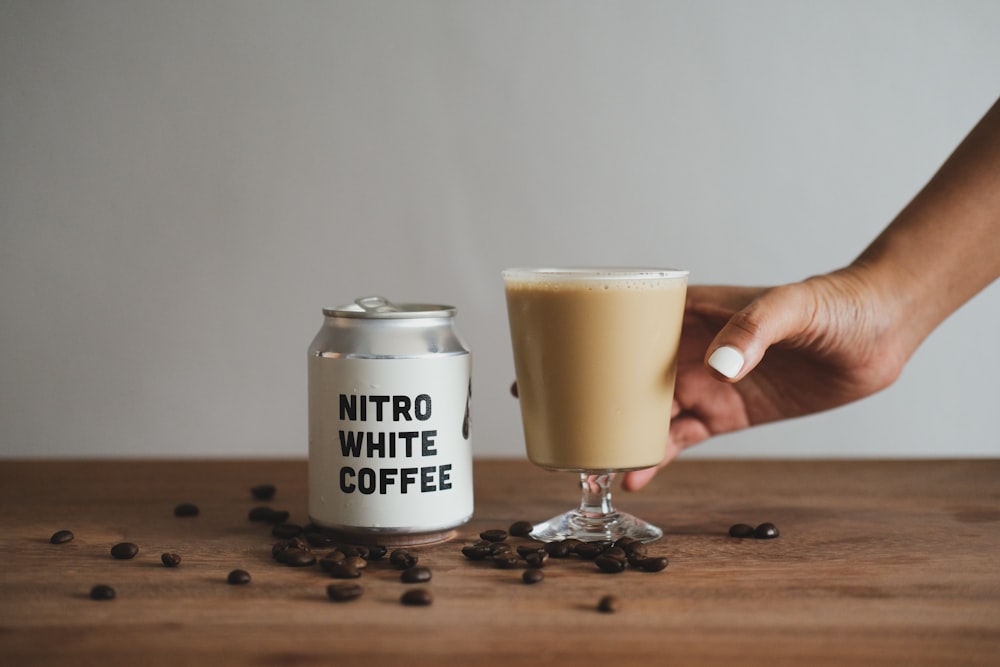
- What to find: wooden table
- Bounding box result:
[1,459,998,666]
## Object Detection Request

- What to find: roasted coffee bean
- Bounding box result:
[271,523,303,539]
[401,566,432,584]
[327,562,362,579]
[318,555,347,573]
[510,381,519,398]
[273,538,310,561]
[479,529,508,543]
[522,569,544,584]
[251,484,276,501]
[728,523,755,538]
[754,522,780,539]
[595,555,627,573]
[597,594,620,613]
[49,530,74,544]
[110,542,139,560]
[282,550,317,567]
[524,551,549,568]
[614,536,638,548]
[304,532,338,548]
[337,544,369,559]
[635,556,669,572]
[492,552,520,569]
[601,546,627,561]
[621,541,647,559]
[509,520,534,537]
[344,555,368,571]
[161,552,182,568]
[365,545,388,561]
[389,550,417,569]
[461,544,491,561]
[326,583,363,602]
[173,503,199,518]
[544,541,574,558]
[400,588,433,606]
[488,542,512,556]
[89,584,116,600]
[227,569,251,585]
[573,542,605,560]
[516,542,547,558]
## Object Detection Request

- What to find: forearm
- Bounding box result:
[851,97,1000,356]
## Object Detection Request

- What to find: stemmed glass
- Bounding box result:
[503,268,688,542]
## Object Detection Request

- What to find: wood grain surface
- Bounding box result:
[1,458,998,666]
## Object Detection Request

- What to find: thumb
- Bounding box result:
[704,284,814,382]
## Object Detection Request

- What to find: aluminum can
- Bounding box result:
[308,296,473,545]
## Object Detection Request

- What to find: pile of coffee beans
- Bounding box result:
[460,522,670,577]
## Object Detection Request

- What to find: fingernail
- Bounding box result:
[708,345,744,379]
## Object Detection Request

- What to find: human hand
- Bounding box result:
[621,269,909,491]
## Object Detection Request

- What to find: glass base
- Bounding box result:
[530,508,663,543]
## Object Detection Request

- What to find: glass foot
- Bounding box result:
[530,508,663,543]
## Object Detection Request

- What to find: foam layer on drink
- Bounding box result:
[504,269,687,471]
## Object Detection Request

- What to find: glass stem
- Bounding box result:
[578,472,616,518]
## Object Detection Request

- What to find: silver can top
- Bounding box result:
[323,296,456,320]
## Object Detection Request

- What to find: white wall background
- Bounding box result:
[1,1,998,460]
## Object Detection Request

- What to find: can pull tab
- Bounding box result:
[354,296,401,313]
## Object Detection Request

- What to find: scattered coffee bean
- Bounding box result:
[282,550,317,567]
[524,551,549,568]
[461,544,492,561]
[573,542,605,560]
[544,541,574,558]
[337,544,369,559]
[271,523,303,539]
[319,548,346,564]
[161,552,182,568]
[327,562,362,579]
[597,594,620,613]
[400,588,433,606]
[326,583,363,602]
[492,552,520,569]
[110,542,139,560]
[509,520,533,537]
[635,556,668,572]
[488,542,512,556]
[227,569,251,585]
[251,484,276,501]
[173,503,199,518]
[304,531,339,548]
[401,566,432,584]
[516,542,547,559]
[89,584,116,600]
[595,554,627,573]
[728,523,755,538]
[389,550,417,569]
[621,541,647,559]
[49,530,74,544]
[522,569,544,584]
[754,522,780,539]
[479,529,508,543]
[602,546,628,561]
[510,381,518,398]
[365,545,388,561]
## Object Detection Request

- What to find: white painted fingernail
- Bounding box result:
[708,346,744,379]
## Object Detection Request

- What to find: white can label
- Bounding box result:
[308,354,473,532]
